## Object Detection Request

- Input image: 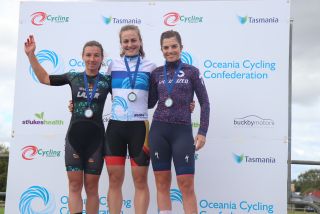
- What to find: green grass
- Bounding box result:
[0,207,4,214]
[288,211,316,214]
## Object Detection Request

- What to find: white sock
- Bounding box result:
[159,210,172,214]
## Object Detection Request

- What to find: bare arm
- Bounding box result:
[24,35,50,85]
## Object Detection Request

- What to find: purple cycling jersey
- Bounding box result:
[148,60,210,136]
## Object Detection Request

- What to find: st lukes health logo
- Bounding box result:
[163,12,203,26]
[31,11,69,26]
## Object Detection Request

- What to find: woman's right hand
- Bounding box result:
[24,35,36,57]
[68,100,74,112]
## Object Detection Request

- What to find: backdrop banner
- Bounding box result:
[6,1,290,213]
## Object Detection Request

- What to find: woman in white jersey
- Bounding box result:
[104,25,156,214]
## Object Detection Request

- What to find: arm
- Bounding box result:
[148,70,159,109]
[192,68,210,150]
[24,35,50,85]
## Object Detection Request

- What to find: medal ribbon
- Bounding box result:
[83,72,100,108]
[124,56,140,90]
[163,61,182,97]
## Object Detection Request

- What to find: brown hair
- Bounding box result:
[119,25,145,58]
[82,40,104,70]
[160,30,182,48]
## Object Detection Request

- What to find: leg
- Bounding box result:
[177,175,197,214]
[107,165,125,214]
[67,171,84,213]
[131,166,149,214]
[154,171,172,211]
[84,173,100,214]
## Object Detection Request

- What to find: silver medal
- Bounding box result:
[128,92,137,102]
[164,97,173,108]
[84,108,93,118]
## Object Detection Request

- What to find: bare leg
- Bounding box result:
[67,171,84,213]
[107,165,125,214]
[84,173,100,214]
[154,171,172,211]
[177,175,197,214]
[131,166,149,214]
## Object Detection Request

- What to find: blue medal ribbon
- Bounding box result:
[83,72,100,108]
[124,56,141,90]
[163,61,182,97]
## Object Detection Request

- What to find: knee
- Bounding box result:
[84,181,98,195]
[108,173,124,188]
[133,175,148,190]
[177,177,194,194]
[69,180,83,193]
[156,179,171,192]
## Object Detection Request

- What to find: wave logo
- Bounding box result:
[234,115,275,128]
[237,15,248,24]
[122,73,149,89]
[181,51,193,65]
[164,12,180,26]
[19,186,56,214]
[22,146,38,160]
[233,153,244,163]
[31,12,47,26]
[112,96,128,120]
[29,50,63,83]
[170,188,183,204]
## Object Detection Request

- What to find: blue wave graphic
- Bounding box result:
[181,52,193,65]
[121,73,149,89]
[19,186,56,214]
[29,50,62,83]
[170,188,183,204]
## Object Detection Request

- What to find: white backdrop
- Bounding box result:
[6,1,290,213]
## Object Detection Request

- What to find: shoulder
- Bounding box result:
[140,58,157,72]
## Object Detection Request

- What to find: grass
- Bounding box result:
[0,207,4,214]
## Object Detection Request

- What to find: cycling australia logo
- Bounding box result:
[21,145,61,160]
[233,153,276,164]
[102,15,142,25]
[237,15,279,25]
[31,11,69,26]
[163,12,203,26]
[234,115,275,128]
[21,112,64,126]
[29,50,64,83]
[170,189,183,204]
[19,186,56,214]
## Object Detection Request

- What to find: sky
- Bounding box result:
[0,0,319,180]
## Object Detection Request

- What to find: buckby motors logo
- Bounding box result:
[31,11,70,26]
[163,12,203,26]
[21,145,61,160]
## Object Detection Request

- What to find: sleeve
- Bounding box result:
[106,61,113,75]
[191,67,210,136]
[49,73,70,86]
[148,69,159,109]
[106,74,112,95]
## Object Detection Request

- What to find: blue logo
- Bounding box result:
[19,186,56,214]
[237,15,248,24]
[29,50,63,83]
[102,15,141,25]
[122,73,149,90]
[233,153,276,164]
[102,16,112,24]
[233,153,244,163]
[170,188,183,204]
[181,51,193,65]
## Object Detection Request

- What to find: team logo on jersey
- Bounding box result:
[19,186,56,214]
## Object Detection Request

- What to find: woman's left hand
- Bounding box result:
[194,134,206,151]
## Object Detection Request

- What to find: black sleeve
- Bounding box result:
[49,74,70,86]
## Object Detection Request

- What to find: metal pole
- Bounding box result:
[287,18,293,204]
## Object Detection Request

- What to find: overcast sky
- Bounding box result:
[0,0,319,180]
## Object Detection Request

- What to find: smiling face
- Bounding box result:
[82,45,103,74]
[120,29,142,57]
[161,36,183,62]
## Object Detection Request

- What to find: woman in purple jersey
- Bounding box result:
[148,30,210,214]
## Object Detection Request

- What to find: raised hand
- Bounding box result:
[24,35,36,57]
